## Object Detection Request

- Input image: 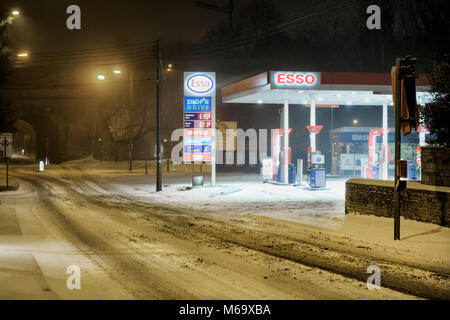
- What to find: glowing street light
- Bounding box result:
[97,74,106,81]
[16,52,28,58]
[1,9,21,27]
[353,119,359,125]
[113,70,121,74]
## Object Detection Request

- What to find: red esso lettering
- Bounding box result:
[305,74,316,85]
[191,79,208,88]
[276,73,316,85]
[295,74,304,84]
[277,74,286,84]
[286,74,295,84]
[192,80,210,88]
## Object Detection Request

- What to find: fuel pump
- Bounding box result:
[308,151,326,189]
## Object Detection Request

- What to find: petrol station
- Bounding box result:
[221,71,431,188]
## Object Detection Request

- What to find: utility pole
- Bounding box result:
[115,83,119,162]
[128,71,134,172]
[156,40,162,192]
[393,58,402,240]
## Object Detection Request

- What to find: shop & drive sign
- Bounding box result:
[183,72,216,163]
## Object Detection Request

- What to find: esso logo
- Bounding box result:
[275,72,318,86]
[187,74,214,94]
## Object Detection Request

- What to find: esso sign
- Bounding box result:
[276,73,317,85]
[271,71,320,89]
[186,74,215,94]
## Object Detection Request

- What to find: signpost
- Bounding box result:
[184,72,216,187]
[391,56,419,240]
[1,133,13,190]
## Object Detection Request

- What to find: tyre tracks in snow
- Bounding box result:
[11,167,446,299]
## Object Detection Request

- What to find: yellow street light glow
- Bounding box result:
[353,119,359,124]
[113,70,121,74]
[168,64,173,68]
[12,10,20,16]
[97,75,106,81]
[16,52,28,58]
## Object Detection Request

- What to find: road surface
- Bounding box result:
[0,161,449,299]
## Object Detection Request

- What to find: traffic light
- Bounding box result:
[392,56,419,136]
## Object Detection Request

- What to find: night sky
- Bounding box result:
[4,0,309,54]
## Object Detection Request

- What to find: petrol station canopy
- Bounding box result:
[222,71,431,105]
[221,71,432,184]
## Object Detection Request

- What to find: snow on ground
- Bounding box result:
[43,159,444,270]
[9,159,450,275]
[1,159,448,299]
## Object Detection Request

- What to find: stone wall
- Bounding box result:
[346,179,450,227]
[421,147,450,187]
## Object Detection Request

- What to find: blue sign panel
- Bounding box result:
[184,137,212,145]
[184,145,212,154]
[333,131,422,144]
[184,97,212,113]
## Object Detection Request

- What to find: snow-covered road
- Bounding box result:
[0,160,448,299]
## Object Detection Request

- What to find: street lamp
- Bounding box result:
[16,52,28,58]
[353,119,359,125]
[97,74,106,81]
[112,70,122,163]
[1,9,21,25]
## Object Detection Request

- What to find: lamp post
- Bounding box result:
[113,70,120,162]
[1,9,20,25]
[128,71,134,172]
[156,40,162,192]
